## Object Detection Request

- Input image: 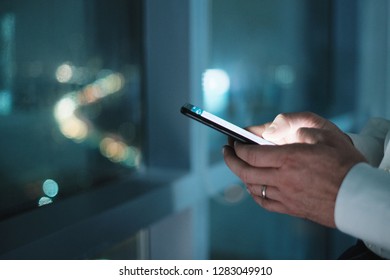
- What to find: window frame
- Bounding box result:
[0,0,217,260]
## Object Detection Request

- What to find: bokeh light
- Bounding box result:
[53,67,140,167]
[38,196,53,207]
[54,96,77,121]
[55,63,73,83]
[202,69,230,112]
[203,69,230,96]
[42,179,59,198]
[58,115,88,141]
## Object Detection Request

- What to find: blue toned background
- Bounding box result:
[0,0,388,259]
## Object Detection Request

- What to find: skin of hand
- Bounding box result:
[223,112,367,228]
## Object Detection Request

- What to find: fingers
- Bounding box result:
[252,195,291,215]
[274,112,332,130]
[245,122,271,137]
[223,145,280,186]
[223,145,297,216]
[246,183,279,200]
[227,136,235,147]
[245,183,295,216]
[296,127,352,147]
[260,112,338,144]
[227,123,271,146]
[227,112,339,146]
[232,141,290,168]
[224,143,308,220]
[296,127,330,145]
[261,114,292,144]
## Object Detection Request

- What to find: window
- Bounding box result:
[206,0,358,162]
[1,0,380,260]
[0,0,209,260]
[207,0,359,259]
[0,0,143,220]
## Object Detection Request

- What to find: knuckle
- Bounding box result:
[297,127,328,144]
[302,111,317,119]
[246,148,259,166]
[236,145,259,167]
[236,166,250,183]
[280,150,295,167]
[296,127,308,140]
[274,113,288,123]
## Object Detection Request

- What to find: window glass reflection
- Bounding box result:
[207,0,357,161]
[0,0,143,219]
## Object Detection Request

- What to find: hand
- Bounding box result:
[223,113,367,228]
[246,111,351,145]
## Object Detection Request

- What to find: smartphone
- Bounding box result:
[180,103,275,145]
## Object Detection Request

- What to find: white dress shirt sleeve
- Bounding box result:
[335,163,390,253]
[347,118,390,166]
[335,118,390,258]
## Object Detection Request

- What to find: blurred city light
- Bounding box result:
[202,69,230,112]
[54,96,77,120]
[38,196,53,207]
[203,69,230,96]
[42,179,59,198]
[53,66,140,168]
[55,63,73,83]
[274,64,295,87]
[58,115,88,141]
[0,90,12,115]
[0,14,15,115]
[99,136,141,167]
[223,184,246,204]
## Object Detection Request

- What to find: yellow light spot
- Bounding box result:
[54,96,77,121]
[59,116,88,141]
[100,137,130,163]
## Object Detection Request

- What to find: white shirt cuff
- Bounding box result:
[335,162,390,251]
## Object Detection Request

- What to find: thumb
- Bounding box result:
[297,127,355,148]
[262,114,292,144]
[296,127,323,144]
[296,127,335,145]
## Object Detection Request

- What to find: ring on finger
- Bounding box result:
[261,185,267,199]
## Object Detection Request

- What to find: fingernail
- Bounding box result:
[222,145,230,155]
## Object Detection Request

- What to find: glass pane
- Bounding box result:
[0,0,143,220]
[92,230,148,260]
[206,0,357,162]
[207,0,359,259]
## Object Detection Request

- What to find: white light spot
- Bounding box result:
[42,179,59,198]
[202,69,230,97]
[56,63,73,83]
[274,65,295,87]
[202,69,230,112]
[54,97,77,121]
[38,196,53,207]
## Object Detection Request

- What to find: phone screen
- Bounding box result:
[180,103,275,145]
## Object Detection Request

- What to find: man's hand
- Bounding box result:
[246,111,351,145]
[223,112,366,228]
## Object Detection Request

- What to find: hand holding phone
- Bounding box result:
[180,103,275,145]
